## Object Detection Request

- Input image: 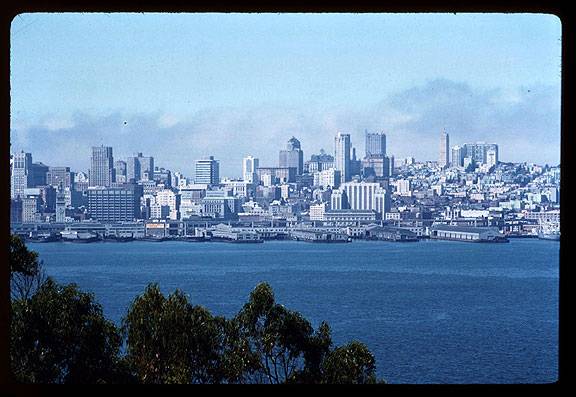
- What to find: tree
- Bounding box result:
[10,278,128,383]
[321,341,381,384]
[122,284,225,384]
[9,234,46,301]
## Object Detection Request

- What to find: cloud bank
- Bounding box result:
[10,79,561,178]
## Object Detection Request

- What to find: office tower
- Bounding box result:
[30,162,49,187]
[350,147,362,177]
[10,151,33,199]
[314,168,342,189]
[113,161,127,183]
[279,137,304,175]
[439,131,449,168]
[486,148,498,168]
[305,149,335,173]
[87,185,143,222]
[90,146,114,187]
[463,143,499,165]
[334,133,351,182]
[365,130,386,158]
[339,181,389,213]
[243,155,259,183]
[451,145,465,167]
[10,198,23,223]
[22,196,41,223]
[47,166,75,190]
[389,155,395,176]
[195,156,220,185]
[126,152,154,182]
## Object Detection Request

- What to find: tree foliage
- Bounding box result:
[9,236,385,384]
[10,279,128,383]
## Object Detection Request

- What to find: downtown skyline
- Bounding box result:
[10,13,562,177]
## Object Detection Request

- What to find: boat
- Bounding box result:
[27,232,62,243]
[103,235,135,242]
[139,236,170,242]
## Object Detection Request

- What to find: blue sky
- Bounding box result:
[10,13,562,177]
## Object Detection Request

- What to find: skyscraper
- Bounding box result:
[195,156,220,185]
[126,152,154,183]
[439,131,449,168]
[90,146,114,187]
[451,145,465,167]
[243,155,259,183]
[334,133,351,182]
[365,130,386,158]
[279,137,304,175]
[10,151,33,199]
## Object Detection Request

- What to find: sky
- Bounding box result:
[10,13,562,178]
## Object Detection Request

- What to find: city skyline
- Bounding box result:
[10,13,562,177]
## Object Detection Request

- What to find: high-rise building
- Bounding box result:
[243,155,259,183]
[305,150,334,173]
[365,130,386,158]
[463,143,499,165]
[30,162,50,187]
[47,166,75,190]
[195,156,220,185]
[55,191,67,222]
[334,133,351,182]
[10,151,33,199]
[451,145,465,167]
[126,152,154,183]
[90,146,114,187]
[87,185,143,222]
[338,181,389,215]
[439,131,449,168]
[279,137,304,175]
[313,168,341,189]
[114,161,127,183]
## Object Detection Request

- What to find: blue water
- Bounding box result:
[28,238,559,384]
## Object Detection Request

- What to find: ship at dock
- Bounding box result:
[537,222,560,241]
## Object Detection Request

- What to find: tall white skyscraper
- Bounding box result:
[334,133,351,182]
[10,151,33,199]
[439,131,449,168]
[242,155,259,183]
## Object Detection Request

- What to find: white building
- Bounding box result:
[396,179,411,196]
[314,168,341,189]
[242,155,259,184]
[155,189,179,220]
[309,202,328,221]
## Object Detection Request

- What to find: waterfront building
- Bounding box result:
[439,131,449,168]
[90,146,114,187]
[323,209,378,225]
[279,137,304,175]
[10,151,33,198]
[126,152,154,183]
[22,195,41,223]
[87,184,143,222]
[195,156,220,185]
[430,224,507,242]
[309,202,328,221]
[155,188,180,220]
[334,133,351,182]
[243,155,259,183]
[55,191,66,223]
